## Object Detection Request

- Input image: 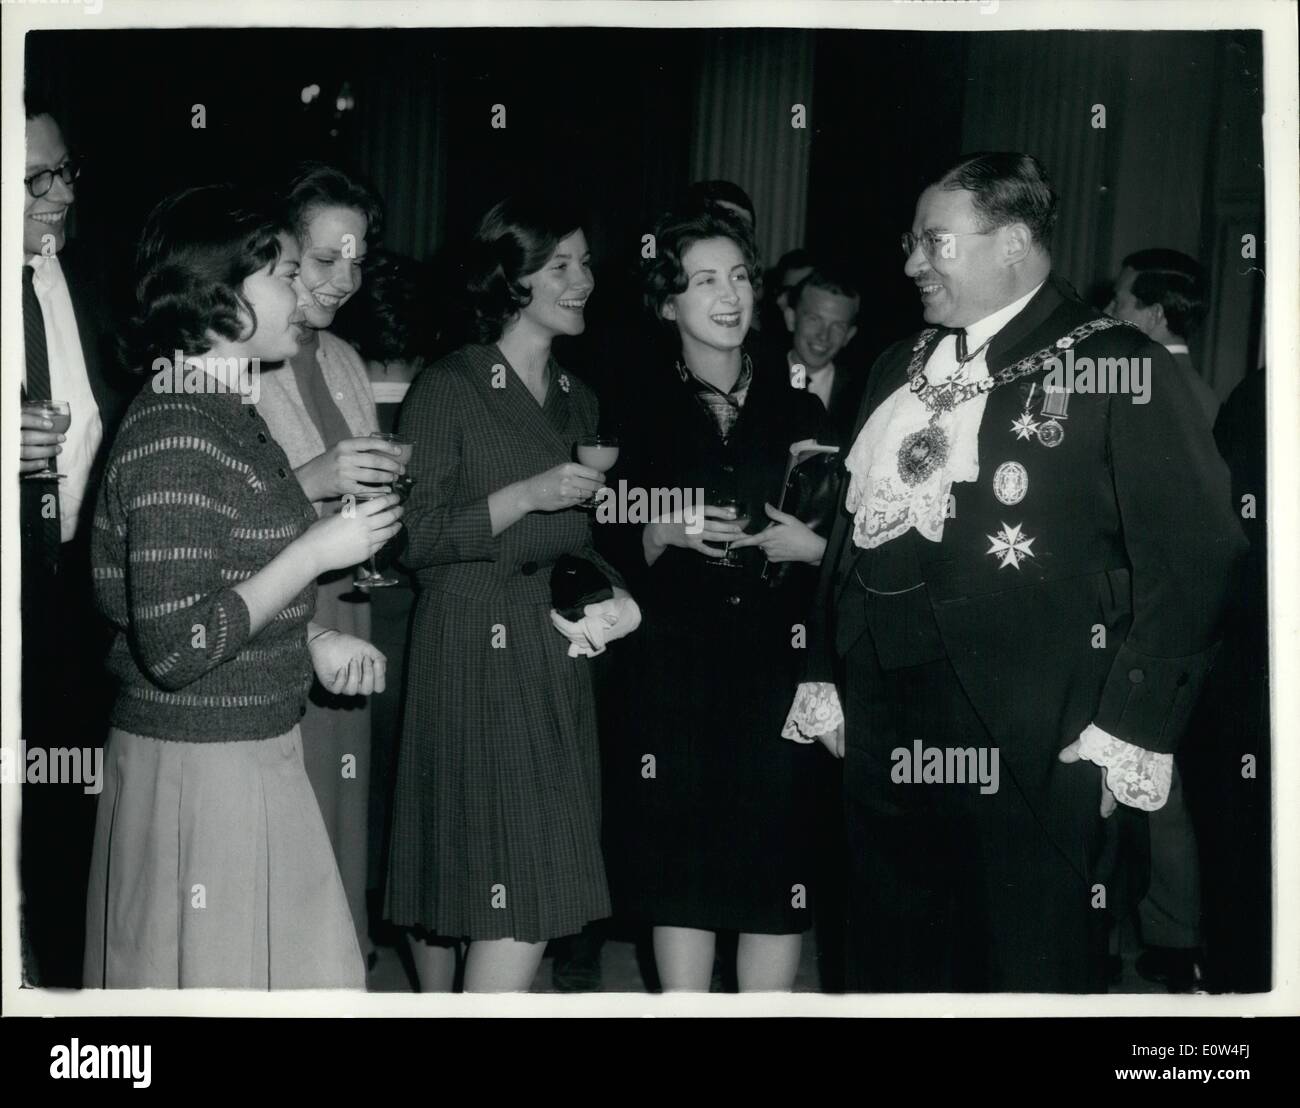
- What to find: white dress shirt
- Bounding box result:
[25,253,103,542]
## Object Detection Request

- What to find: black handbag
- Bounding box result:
[764,441,842,585]
[550,554,615,621]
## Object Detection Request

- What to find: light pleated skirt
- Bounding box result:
[83,726,364,990]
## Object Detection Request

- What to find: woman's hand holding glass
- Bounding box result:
[308,630,388,696]
[522,461,605,513]
[648,504,747,560]
[297,436,408,501]
[729,502,827,565]
[300,492,403,575]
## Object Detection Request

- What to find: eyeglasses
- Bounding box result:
[901,228,996,260]
[25,158,81,200]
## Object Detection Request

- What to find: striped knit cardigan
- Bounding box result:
[92,382,318,742]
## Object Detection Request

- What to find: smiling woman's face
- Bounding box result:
[663,236,754,355]
[295,204,369,329]
[516,229,594,339]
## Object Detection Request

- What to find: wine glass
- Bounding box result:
[575,435,619,512]
[353,432,413,590]
[706,492,749,569]
[22,399,70,481]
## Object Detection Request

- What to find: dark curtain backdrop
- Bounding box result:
[27,27,1262,396]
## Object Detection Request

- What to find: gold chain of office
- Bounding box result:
[907,316,1130,414]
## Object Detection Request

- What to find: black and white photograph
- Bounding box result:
[2,0,1297,1065]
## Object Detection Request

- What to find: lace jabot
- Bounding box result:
[843,334,989,551]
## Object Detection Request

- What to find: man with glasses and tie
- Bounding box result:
[20,96,130,986]
[782,152,1244,991]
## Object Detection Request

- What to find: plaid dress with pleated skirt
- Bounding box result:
[384,345,621,944]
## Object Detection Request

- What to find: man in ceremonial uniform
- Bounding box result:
[783,153,1245,992]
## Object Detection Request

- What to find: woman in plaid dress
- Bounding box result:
[384,197,638,992]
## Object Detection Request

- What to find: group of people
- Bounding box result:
[21,86,1257,994]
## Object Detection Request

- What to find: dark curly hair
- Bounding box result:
[464,196,584,344]
[641,206,761,324]
[285,161,384,247]
[121,184,283,369]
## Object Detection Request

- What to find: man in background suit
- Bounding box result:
[781,266,867,447]
[19,99,131,986]
[784,153,1244,991]
[1107,248,1218,426]
[1105,246,1217,990]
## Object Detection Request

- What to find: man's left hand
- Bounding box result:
[1058,738,1118,818]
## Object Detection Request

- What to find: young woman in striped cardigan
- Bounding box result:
[83,185,402,989]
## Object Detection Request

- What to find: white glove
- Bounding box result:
[549,595,642,658]
[550,609,603,657]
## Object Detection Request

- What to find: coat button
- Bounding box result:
[1128,668,1144,684]
[278,467,288,479]
[248,407,258,418]
[257,432,268,443]
[520,561,538,575]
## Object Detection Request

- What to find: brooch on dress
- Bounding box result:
[557,373,571,393]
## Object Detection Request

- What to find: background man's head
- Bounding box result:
[1106,248,1206,343]
[24,97,76,258]
[905,151,1056,328]
[682,179,757,230]
[771,248,815,314]
[783,267,860,371]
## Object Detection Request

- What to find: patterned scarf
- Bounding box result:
[675,353,753,442]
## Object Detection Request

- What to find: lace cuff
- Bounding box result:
[782,682,844,744]
[1077,723,1173,811]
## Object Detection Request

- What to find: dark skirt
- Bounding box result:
[605,585,817,935]
[384,590,610,944]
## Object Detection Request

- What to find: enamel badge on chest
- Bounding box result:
[992,461,1028,506]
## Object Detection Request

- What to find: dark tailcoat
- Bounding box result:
[810,274,1246,991]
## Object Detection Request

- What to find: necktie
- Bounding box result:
[21,263,62,575]
[954,328,993,367]
[22,265,51,401]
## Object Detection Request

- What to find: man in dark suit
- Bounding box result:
[783,152,1245,992]
[19,100,131,986]
[1102,248,1218,989]
[1107,248,1219,427]
[780,266,867,447]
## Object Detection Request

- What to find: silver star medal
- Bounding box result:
[987,521,1036,569]
[1011,411,1040,441]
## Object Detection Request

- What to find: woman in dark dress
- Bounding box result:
[605,207,829,990]
[384,197,639,992]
